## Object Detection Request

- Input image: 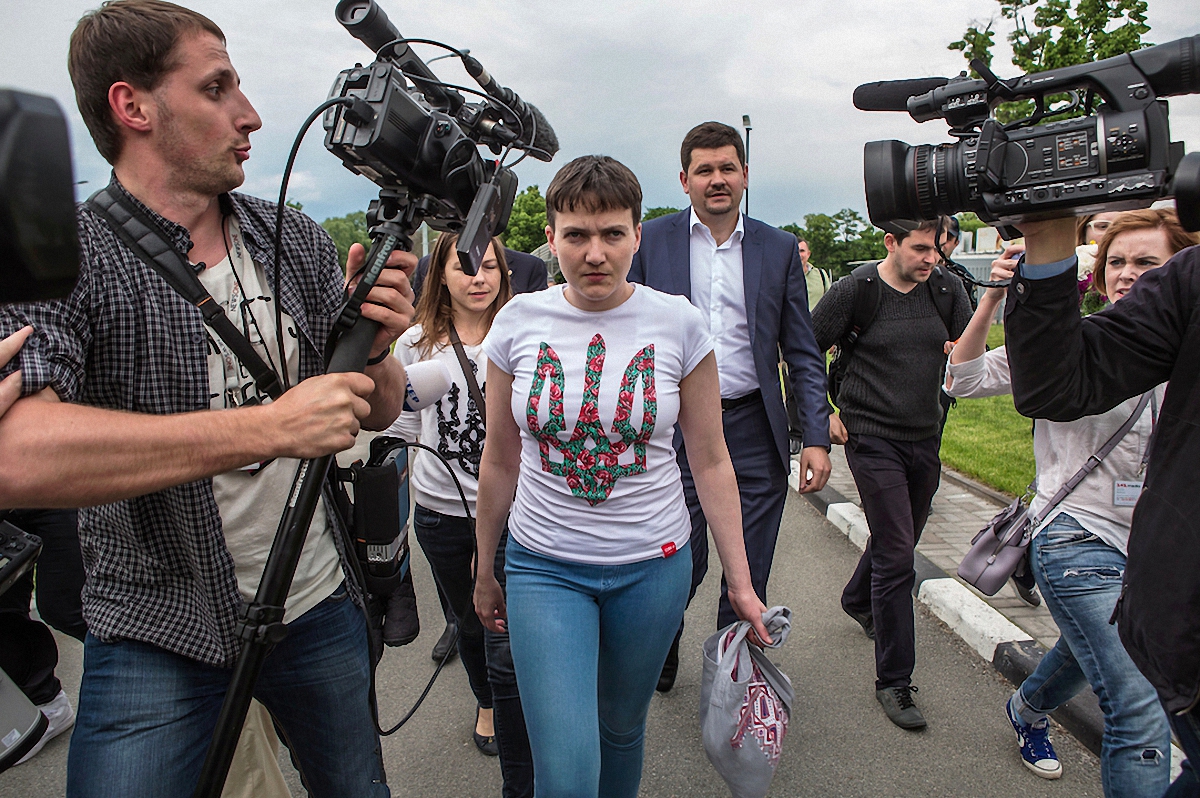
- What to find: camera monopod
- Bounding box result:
[191,186,420,798]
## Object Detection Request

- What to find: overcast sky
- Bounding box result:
[2,0,1198,229]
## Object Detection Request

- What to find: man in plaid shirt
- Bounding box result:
[0,2,415,795]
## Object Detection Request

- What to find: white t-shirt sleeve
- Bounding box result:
[676,299,714,378]
[481,297,522,374]
[383,327,423,440]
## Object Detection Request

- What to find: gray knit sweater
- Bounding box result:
[812,269,972,441]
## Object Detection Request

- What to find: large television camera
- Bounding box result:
[324,0,558,273]
[856,34,1200,232]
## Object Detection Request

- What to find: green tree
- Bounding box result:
[642,206,681,221]
[285,199,304,211]
[321,211,370,268]
[785,209,887,279]
[503,185,548,253]
[956,212,988,234]
[950,1,1150,123]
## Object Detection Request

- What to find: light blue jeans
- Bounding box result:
[504,538,690,798]
[1013,513,1171,798]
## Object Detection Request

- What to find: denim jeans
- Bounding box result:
[66,583,388,798]
[1164,703,1200,797]
[1014,514,1170,798]
[504,538,690,798]
[413,504,533,798]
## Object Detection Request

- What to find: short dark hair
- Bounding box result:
[891,216,953,244]
[681,122,745,173]
[545,155,642,229]
[69,0,225,164]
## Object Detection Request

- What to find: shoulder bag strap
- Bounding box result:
[87,187,283,400]
[447,323,486,427]
[1030,391,1153,527]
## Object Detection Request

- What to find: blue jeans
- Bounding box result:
[504,538,690,798]
[66,583,388,798]
[1164,702,1200,797]
[1014,514,1170,798]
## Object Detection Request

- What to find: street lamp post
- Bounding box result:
[742,114,752,216]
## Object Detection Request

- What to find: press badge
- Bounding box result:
[1114,480,1144,507]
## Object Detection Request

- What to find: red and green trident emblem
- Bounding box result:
[526,334,657,505]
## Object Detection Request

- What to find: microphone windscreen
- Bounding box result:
[524,103,559,162]
[853,77,949,111]
[402,359,454,411]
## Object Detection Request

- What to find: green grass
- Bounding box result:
[939,324,1035,496]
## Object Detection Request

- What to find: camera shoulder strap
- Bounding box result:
[87,187,283,400]
[926,265,958,338]
[447,323,486,427]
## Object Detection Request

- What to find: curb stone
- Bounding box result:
[792,460,1176,767]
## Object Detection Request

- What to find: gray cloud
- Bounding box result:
[2,0,1196,229]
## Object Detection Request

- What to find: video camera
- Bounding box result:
[324,0,558,274]
[0,89,80,303]
[856,34,1200,233]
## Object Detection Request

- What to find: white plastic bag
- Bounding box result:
[699,606,794,798]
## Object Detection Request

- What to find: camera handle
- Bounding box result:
[191,191,421,798]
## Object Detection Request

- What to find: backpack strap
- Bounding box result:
[87,186,283,400]
[845,261,882,348]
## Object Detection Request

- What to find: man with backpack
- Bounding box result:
[811,217,972,730]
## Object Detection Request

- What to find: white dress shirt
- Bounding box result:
[688,208,759,399]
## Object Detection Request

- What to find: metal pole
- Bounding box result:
[742,114,752,217]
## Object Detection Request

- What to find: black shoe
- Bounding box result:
[876,685,926,730]
[843,606,875,640]
[473,706,499,756]
[431,619,458,663]
[382,574,420,647]
[657,636,680,693]
[1010,572,1042,608]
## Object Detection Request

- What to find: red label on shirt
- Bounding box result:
[661,542,677,558]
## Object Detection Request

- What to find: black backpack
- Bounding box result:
[827,261,956,404]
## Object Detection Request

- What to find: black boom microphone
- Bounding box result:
[461,55,559,162]
[853,77,950,111]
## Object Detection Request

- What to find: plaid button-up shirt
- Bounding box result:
[1,176,358,666]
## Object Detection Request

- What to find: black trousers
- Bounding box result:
[679,396,788,629]
[841,434,941,690]
[412,507,533,798]
[0,509,86,705]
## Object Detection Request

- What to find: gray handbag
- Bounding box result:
[957,392,1151,595]
[699,606,794,798]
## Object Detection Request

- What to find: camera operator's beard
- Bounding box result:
[155,103,247,198]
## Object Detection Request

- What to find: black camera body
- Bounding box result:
[323,0,547,274]
[324,60,517,238]
[859,34,1200,230]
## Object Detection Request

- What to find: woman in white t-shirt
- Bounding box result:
[945,208,1197,795]
[473,156,770,798]
[384,232,532,795]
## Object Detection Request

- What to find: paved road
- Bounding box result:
[1,493,1101,797]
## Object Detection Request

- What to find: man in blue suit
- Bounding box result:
[630,121,831,691]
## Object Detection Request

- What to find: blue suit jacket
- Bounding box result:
[629,210,830,467]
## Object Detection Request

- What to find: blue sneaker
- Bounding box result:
[1006,695,1062,779]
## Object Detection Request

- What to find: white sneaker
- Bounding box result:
[16,690,75,765]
